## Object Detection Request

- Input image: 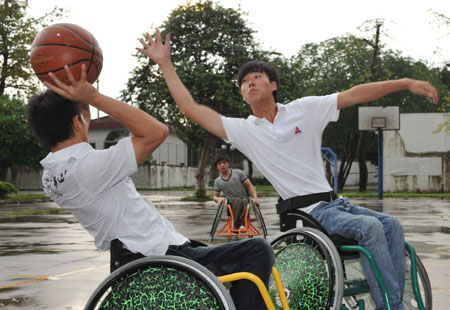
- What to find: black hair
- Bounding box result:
[26,89,82,149]
[214,153,230,167]
[237,60,280,102]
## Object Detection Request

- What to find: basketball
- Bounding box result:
[30,23,103,85]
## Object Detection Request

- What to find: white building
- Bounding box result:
[384,113,450,192]
[88,116,189,166]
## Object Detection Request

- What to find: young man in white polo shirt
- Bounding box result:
[138,29,439,310]
[26,65,274,310]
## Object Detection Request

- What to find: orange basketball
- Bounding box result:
[30,23,103,85]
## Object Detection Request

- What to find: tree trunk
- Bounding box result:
[247,159,253,179]
[357,22,380,191]
[325,161,332,187]
[195,133,213,198]
[338,132,360,191]
[0,53,8,96]
[0,166,7,181]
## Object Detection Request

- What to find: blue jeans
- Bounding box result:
[176,238,275,310]
[310,198,405,310]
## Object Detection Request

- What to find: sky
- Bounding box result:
[28,0,449,106]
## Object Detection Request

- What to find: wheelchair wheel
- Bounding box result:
[250,203,268,239]
[210,200,227,241]
[269,227,344,310]
[403,247,432,310]
[85,255,236,310]
[341,255,376,309]
[342,244,432,310]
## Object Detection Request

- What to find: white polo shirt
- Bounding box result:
[222,94,339,202]
[40,137,188,256]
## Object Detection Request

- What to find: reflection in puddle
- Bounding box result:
[0,295,30,306]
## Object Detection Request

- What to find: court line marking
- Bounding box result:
[0,264,108,290]
[416,248,450,255]
[433,288,450,294]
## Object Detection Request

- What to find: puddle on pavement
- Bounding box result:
[0,296,30,307]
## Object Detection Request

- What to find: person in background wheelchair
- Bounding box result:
[213,153,260,231]
[138,29,439,310]
[26,65,274,310]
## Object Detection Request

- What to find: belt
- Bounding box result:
[276,191,337,214]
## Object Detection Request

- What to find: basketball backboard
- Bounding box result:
[358,106,400,131]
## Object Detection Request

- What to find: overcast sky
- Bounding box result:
[28,0,449,103]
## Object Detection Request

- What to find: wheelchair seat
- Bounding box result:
[281,209,358,250]
[210,198,267,241]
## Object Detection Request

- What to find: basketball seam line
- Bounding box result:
[31,43,103,59]
[57,24,99,48]
[35,59,100,75]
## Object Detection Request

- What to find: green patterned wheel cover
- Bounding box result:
[269,243,329,310]
[99,266,222,310]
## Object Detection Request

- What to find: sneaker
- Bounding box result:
[239,225,246,230]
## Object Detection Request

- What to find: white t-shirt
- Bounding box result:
[40,137,188,256]
[222,94,339,205]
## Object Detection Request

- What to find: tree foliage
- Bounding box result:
[429,10,450,135]
[0,95,46,180]
[289,33,449,190]
[122,1,269,196]
[0,0,63,98]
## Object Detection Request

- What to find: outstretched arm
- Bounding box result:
[137,29,227,140]
[337,78,439,109]
[45,65,168,165]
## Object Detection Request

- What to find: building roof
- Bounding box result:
[89,116,124,129]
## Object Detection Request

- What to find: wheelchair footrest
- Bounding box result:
[343,279,370,297]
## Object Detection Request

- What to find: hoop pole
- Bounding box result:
[377,129,383,200]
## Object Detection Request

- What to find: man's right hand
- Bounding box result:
[218,198,225,206]
[45,64,99,105]
[137,28,172,68]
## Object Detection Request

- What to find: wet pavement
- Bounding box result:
[0,191,449,309]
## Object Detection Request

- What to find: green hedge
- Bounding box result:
[0,181,18,199]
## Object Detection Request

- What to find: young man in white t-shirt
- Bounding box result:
[26,65,274,310]
[138,29,439,310]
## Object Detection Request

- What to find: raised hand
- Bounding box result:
[137,28,171,67]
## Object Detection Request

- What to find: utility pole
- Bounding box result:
[96,79,100,119]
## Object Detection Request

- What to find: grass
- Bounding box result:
[136,187,196,191]
[0,207,67,220]
[180,195,212,202]
[177,185,450,201]
[0,193,50,204]
[341,191,450,198]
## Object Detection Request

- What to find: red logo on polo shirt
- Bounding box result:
[294,127,302,134]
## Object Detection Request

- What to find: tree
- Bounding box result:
[290,33,447,190]
[0,0,63,98]
[0,95,46,180]
[429,10,450,135]
[122,1,268,197]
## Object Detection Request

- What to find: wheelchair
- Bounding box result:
[84,212,431,310]
[277,209,432,310]
[84,228,346,310]
[84,251,291,310]
[209,198,267,241]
